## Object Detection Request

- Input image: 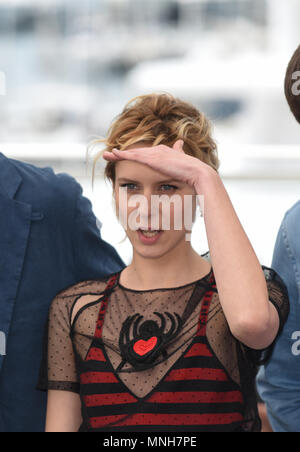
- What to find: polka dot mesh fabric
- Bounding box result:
[37,252,289,432]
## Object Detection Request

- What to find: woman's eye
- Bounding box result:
[119,183,178,192]
[120,183,137,190]
[160,184,178,191]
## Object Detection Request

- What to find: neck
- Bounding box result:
[120,241,211,291]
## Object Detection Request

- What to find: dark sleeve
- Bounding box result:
[262,265,290,337]
[242,265,290,367]
[36,292,80,394]
[72,183,125,281]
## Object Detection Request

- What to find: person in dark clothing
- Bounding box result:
[0,152,125,432]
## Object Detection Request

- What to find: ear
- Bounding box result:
[173,140,184,152]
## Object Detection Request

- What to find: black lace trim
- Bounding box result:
[36,380,80,394]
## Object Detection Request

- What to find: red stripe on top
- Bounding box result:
[165,367,228,382]
[84,392,137,407]
[86,347,106,362]
[81,271,246,431]
[93,274,118,339]
[80,371,119,384]
[184,342,213,358]
[89,412,244,429]
[196,276,216,336]
[148,390,243,404]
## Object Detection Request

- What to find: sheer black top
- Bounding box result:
[37,252,289,432]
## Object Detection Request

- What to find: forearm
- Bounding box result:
[194,168,279,349]
[45,390,82,432]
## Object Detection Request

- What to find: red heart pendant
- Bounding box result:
[133,337,158,356]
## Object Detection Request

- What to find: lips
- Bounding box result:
[137,229,164,244]
[138,228,161,231]
[139,229,161,236]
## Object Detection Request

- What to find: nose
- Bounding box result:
[135,189,161,230]
[140,189,156,227]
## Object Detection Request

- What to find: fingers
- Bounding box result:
[102,150,122,161]
[102,140,185,162]
[173,140,184,153]
[112,148,136,159]
[102,148,140,162]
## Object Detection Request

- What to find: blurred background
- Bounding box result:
[0,0,300,266]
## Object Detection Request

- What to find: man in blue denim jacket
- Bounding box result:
[0,152,125,432]
[257,45,300,432]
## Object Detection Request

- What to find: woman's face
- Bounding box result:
[113,143,198,259]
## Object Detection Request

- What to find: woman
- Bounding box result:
[38,93,289,432]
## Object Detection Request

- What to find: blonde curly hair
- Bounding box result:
[89,92,220,186]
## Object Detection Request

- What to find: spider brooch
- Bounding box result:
[117,312,183,372]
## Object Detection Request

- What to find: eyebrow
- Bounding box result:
[117,177,180,184]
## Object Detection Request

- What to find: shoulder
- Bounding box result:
[284,199,300,222]
[8,155,81,201]
[281,200,300,240]
[261,265,290,329]
[262,265,289,308]
[56,273,118,298]
[282,200,300,251]
[50,272,120,325]
[7,157,89,223]
[50,272,119,308]
[7,155,74,184]
[57,273,118,298]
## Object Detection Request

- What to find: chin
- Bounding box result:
[138,246,167,258]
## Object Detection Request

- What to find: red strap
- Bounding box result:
[93,273,119,339]
[91,271,216,341]
[197,271,216,335]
